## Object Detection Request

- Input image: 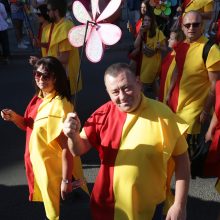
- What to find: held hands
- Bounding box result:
[63,112,81,139]
[1,109,16,122]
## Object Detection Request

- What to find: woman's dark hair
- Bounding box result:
[143,11,157,38]
[139,0,153,19]
[34,56,71,102]
[47,0,67,17]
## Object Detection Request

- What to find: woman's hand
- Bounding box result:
[142,44,156,57]
[1,109,16,122]
[60,180,72,200]
[1,109,26,130]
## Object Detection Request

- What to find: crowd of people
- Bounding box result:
[1,0,220,219]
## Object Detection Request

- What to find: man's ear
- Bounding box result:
[135,76,142,88]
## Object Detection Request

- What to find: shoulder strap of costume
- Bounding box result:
[202,39,215,64]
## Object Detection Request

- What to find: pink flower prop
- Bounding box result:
[68,0,122,63]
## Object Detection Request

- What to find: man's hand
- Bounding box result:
[63,112,81,139]
[205,128,213,142]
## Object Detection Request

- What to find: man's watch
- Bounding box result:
[62,179,72,184]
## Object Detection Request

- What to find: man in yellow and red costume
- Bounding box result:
[63,63,190,220]
[168,11,220,156]
[46,0,81,95]
[178,0,213,33]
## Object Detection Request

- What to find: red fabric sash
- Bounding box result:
[159,51,174,102]
[84,102,127,220]
[168,42,190,112]
[24,96,43,200]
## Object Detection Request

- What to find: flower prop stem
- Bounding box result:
[73,20,98,110]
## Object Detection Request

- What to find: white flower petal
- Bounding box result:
[68,25,92,47]
[91,0,100,20]
[97,23,121,45]
[96,0,122,22]
[72,1,92,24]
[86,28,103,63]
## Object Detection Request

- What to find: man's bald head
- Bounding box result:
[182,10,203,42]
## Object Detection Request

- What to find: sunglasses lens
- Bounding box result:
[184,23,200,29]
[34,71,51,80]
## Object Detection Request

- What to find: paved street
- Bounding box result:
[0,7,220,220]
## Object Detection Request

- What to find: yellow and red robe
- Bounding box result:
[24,92,88,220]
[168,36,220,134]
[82,95,188,220]
[46,18,81,95]
[182,0,213,13]
[140,29,166,84]
[159,51,175,103]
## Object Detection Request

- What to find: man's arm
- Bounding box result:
[166,151,190,220]
[205,111,218,142]
[200,72,220,123]
[63,112,92,156]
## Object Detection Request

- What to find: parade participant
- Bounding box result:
[129,12,167,98]
[177,0,213,33]
[167,11,220,157]
[30,0,81,95]
[1,56,88,220]
[10,0,28,49]
[32,4,51,57]
[63,63,190,220]
[46,0,81,95]
[159,29,185,103]
[205,80,220,194]
[128,0,152,37]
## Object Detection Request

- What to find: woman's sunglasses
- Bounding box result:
[183,22,201,29]
[33,70,52,81]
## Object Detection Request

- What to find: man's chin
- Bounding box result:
[117,104,132,112]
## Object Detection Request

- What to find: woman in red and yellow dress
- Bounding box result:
[1,56,88,220]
